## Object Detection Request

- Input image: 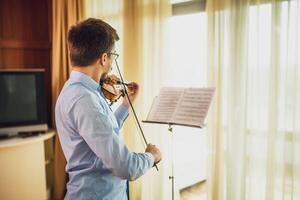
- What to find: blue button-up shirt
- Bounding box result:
[55,71,154,200]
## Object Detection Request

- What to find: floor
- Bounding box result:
[180,181,207,200]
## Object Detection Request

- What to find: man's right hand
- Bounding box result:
[145,144,161,164]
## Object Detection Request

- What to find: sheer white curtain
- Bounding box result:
[84,0,123,68]
[84,1,173,200]
[206,0,300,199]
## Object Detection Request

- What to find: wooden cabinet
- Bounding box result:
[0,131,55,200]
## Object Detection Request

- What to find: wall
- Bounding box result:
[0,0,52,127]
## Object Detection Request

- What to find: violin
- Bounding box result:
[100,74,129,104]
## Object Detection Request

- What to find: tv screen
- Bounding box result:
[0,69,48,135]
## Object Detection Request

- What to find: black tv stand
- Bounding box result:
[0,131,47,140]
[0,133,9,140]
[18,131,45,138]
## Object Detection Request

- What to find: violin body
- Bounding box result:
[101,74,127,104]
[101,83,124,103]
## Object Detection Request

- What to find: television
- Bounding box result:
[0,69,48,137]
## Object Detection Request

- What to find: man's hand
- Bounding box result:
[122,82,139,108]
[145,144,162,164]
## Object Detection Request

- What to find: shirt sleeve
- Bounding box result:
[72,94,154,181]
[114,104,129,128]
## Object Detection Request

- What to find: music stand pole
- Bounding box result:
[168,124,174,200]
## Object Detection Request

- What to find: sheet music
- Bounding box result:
[146,87,184,123]
[171,88,215,127]
[145,87,215,128]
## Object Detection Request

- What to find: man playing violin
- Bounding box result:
[55,18,162,200]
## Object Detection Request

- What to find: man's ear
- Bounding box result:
[99,53,109,66]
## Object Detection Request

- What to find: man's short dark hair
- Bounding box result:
[67,18,119,66]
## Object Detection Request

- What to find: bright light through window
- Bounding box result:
[165,13,207,88]
[166,13,208,190]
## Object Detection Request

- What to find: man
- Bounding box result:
[55,18,161,200]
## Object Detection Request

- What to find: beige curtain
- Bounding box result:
[206,0,300,199]
[123,1,172,200]
[51,0,85,199]
[85,0,172,199]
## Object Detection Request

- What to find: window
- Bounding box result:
[166,12,208,189]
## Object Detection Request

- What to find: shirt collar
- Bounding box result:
[69,71,100,91]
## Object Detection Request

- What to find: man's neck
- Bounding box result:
[73,65,103,83]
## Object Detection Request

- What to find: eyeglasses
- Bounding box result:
[108,52,119,60]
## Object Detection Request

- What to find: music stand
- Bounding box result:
[143,87,215,200]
